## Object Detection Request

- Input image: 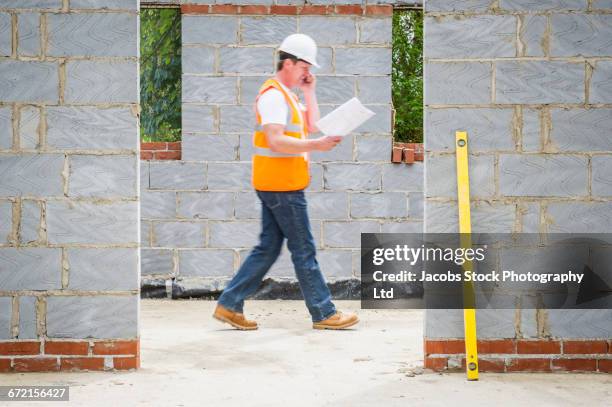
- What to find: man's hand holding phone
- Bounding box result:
[299,73,316,94]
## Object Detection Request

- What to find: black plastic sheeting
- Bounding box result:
[141,278,361,300]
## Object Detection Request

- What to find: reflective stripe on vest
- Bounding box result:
[253,147,303,157]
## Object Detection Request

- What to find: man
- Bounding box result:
[213,34,359,330]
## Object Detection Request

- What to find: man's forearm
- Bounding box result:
[268,132,320,153]
[263,125,320,153]
[303,91,320,132]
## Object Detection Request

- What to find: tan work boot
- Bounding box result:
[313,311,359,330]
[212,304,258,330]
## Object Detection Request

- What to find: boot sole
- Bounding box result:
[213,314,258,330]
[312,317,359,330]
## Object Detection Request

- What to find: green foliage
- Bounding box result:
[140,8,182,142]
[392,9,423,143]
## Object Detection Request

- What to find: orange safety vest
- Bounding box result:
[252,78,310,192]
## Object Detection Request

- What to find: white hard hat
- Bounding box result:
[279,33,320,68]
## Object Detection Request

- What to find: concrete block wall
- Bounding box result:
[424,0,612,372]
[140,2,425,297]
[0,0,140,372]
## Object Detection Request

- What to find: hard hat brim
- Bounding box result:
[304,59,320,69]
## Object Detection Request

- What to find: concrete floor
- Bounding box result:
[1,299,611,406]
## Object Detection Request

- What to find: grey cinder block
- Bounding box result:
[0,296,11,339]
[549,108,612,152]
[153,221,206,248]
[67,248,138,290]
[46,201,138,244]
[299,16,356,46]
[426,154,495,198]
[46,295,138,339]
[18,296,37,339]
[178,249,234,277]
[0,60,58,103]
[68,155,137,198]
[335,48,391,75]
[241,16,297,45]
[65,60,137,103]
[425,62,491,105]
[177,191,234,219]
[18,13,40,56]
[499,154,588,197]
[207,162,251,191]
[324,163,381,191]
[592,155,612,197]
[182,15,238,45]
[141,248,173,276]
[149,161,206,190]
[591,61,612,104]
[209,221,260,248]
[182,76,237,104]
[0,154,64,197]
[350,192,408,219]
[0,248,62,290]
[425,15,516,59]
[47,13,137,57]
[425,108,515,152]
[19,200,41,243]
[382,163,424,192]
[496,61,584,104]
[304,192,349,220]
[46,106,137,151]
[140,189,176,219]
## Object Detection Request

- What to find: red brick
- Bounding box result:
[93,340,138,356]
[299,5,329,15]
[45,341,89,355]
[424,339,465,355]
[210,5,238,14]
[0,358,11,372]
[13,357,58,372]
[563,340,608,354]
[552,358,597,372]
[598,359,612,372]
[414,143,424,161]
[60,357,105,371]
[239,5,268,15]
[477,358,506,372]
[459,357,506,372]
[403,147,415,164]
[424,357,447,371]
[180,4,209,14]
[478,339,515,354]
[334,5,363,15]
[166,141,182,151]
[507,358,551,372]
[140,151,153,160]
[270,5,298,15]
[391,147,403,163]
[114,356,138,370]
[155,151,181,160]
[517,340,561,354]
[365,5,393,16]
[0,341,40,356]
[141,142,166,150]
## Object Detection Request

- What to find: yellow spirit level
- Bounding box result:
[455,131,479,381]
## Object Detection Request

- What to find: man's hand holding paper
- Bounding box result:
[315,98,376,137]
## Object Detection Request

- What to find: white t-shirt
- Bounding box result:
[256,80,306,127]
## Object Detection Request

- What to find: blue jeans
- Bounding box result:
[217,189,337,323]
